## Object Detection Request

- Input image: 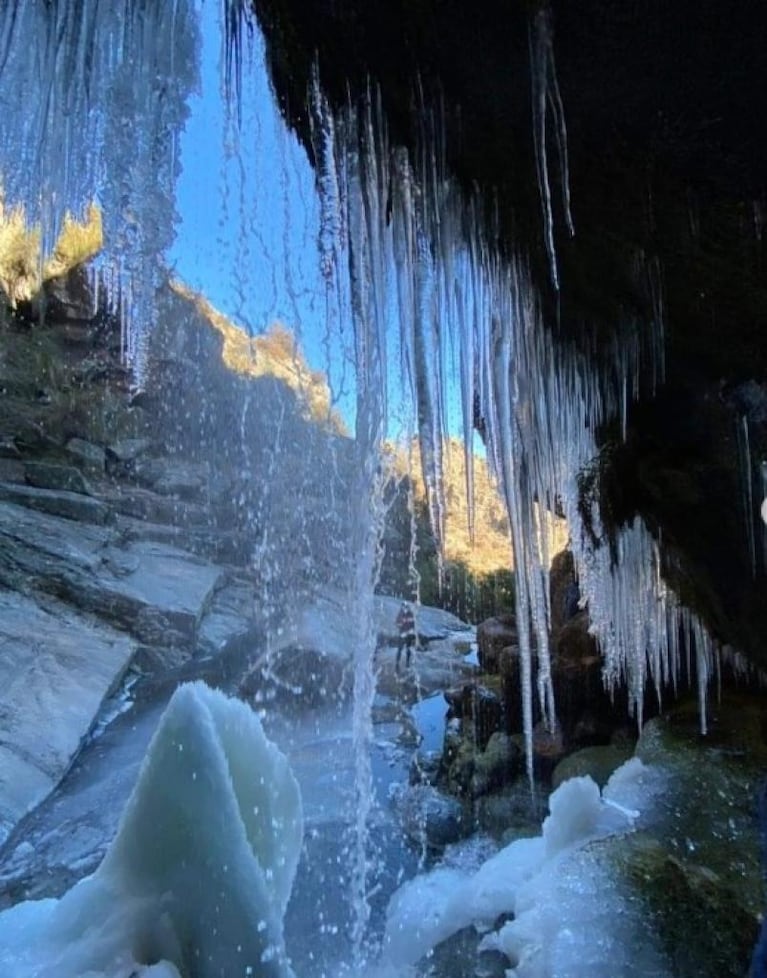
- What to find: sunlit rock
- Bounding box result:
[0,682,303,978]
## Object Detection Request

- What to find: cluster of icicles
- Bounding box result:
[0,0,749,764]
[304,62,748,763]
[0,0,199,386]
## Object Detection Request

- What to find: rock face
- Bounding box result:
[0,502,223,647]
[0,591,136,846]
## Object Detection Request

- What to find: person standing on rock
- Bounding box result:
[395,601,417,672]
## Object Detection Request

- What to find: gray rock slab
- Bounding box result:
[197,578,259,658]
[64,438,106,475]
[0,481,111,524]
[0,502,223,645]
[114,515,248,564]
[0,590,137,846]
[0,460,24,483]
[24,461,93,496]
[104,485,213,528]
[373,595,473,643]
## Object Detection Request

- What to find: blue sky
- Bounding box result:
[169,1,357,423]
[168,1,472,448]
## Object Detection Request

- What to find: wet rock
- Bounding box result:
[528,722,567,779]
[551,743,635,789]
[104,485,213,528]
[259,643,349,708]
[64,437,106,475]
[0,459,24,482]
[473,733,523,795]
[611,694,767,978]
[115,514,248,564]
[0,482,111,523]
[394,783,467,850]
[442,721,522,799]
[132,457,216,500]
[153,461,210,500]
[0,437,20,459]
[476,615,517,673]
[0,501,222,646]
[25,461,93,495]
[461,680,504,749]
[475,779,549,842]
[43,266,95,321]
[197,576,259,658]
[106,437,152,463]
[0,590,137,846]
[409,750,442,786]
[428,926,508,978]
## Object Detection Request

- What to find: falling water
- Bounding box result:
[0,0,199,386]
[0,0,746,968]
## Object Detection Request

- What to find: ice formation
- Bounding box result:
[0,0,735,776]
[0,682,303,978]
[383,760,671,977]
[302,56,728,760]
[0,0,199,385]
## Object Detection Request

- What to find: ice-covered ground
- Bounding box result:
[0,679,674,978]
[381,759,672,977]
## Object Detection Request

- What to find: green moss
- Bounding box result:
[610,694,767,977]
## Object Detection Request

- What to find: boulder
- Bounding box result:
[472,732,523,795]
[0,590,137,846]
[460,681,504,750]
[552,744,635,790]
[393,783,467,850]
[197,577,260,659]
[476,615,517,673]
[106,437,152,463]
[64,437,106,476]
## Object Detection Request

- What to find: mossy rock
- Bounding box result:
[611,692,767,977]
[615,834,760,978]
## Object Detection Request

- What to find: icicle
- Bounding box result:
[0,0,200,385]
[299,56,728,778]
[761,460,767,571]
[736,415,757,577]
[528,5,574,291]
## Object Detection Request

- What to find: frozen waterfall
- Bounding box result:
[0,0,734,750]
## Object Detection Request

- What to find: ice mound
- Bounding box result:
[383,760,670,976]
[0,682,303,978]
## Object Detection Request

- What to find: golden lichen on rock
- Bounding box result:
[0,194,102,305]
[170,280,347,434]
